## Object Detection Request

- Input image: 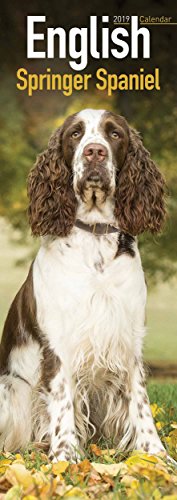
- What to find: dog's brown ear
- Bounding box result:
[28,127,77,237]
[114,128,166,235]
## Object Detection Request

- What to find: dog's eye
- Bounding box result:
[111,130,120,139]
[72,131,81,138]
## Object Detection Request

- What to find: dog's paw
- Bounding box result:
[48,447,81,463]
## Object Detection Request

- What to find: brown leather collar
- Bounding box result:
[75,219,119,235]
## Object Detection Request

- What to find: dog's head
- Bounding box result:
[28,109,166,236]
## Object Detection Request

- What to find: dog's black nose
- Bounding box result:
[83,143,107,163]
[87,173,100,183]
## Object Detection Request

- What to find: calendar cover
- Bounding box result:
[0,0,177,496]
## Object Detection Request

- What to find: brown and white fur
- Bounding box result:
[0,109,167,462]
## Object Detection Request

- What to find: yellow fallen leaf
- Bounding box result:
[13,458,25,466]
[129,463,172,483]
[0,458,12,474]
[156,421,165,430]
[125,452,163,466]
[3,485,22,499]
[79,459,91,474]
[40,463,53,474]
[0,459,12,465]
[23,497,38,500]
[63,486,89,498]
[91,461,128,477]
[151,488,162,500]
[5,463,34,489]
[100,448,115,456]
[171,423,177,429]
[52,460,69,475]
[89,444,102,456]
[34,475,57,496]
[165,436,171,444]
[163,496,177,500]
[151,403,164,419]
[1,452,12,459]
[15,454,23,460]
[170,430,177,443]
[121,474,139,488]
[55,483,73,496]
[101,454,115,463]
[33,470,51,485]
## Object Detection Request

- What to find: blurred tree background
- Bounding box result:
[0,0,177,359]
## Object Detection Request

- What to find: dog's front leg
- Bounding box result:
[129,360,165,455]
[42,350,79,462]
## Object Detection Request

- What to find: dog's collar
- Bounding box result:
[75,219,119,235]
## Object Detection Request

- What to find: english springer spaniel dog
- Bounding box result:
[0,109,166,462]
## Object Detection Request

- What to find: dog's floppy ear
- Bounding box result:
[28,126,77,237]
[114,127,166,235]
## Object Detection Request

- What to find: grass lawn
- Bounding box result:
[145,284,177,363]
[148,381,177,419]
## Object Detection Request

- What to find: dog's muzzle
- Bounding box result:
[82,142,109,185]
[82,143,108,186]
[76,143,112,204]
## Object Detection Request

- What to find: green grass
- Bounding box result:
[148,381,177,419]
[145,283,177,362]
[0,219,31,334]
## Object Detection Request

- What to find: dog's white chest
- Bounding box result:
[33,231,146,382]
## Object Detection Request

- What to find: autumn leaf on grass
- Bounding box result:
[63,486,89,498]
[101,473,115,487]
[85,482,112,499]
[100,449,116,456]
[91,461,128,477]
[100,454,115,464]
[40,463,53,474]
[55,482,74,497]
[78,459,92,474]
[163,496,177,499]
[156,421,166,430]
[2,485,23,499]
[142,465,172,483]
[100,449,116,463]
[0,458,13,474]
[15,454,24,461]
[171,423,177,430]
[3,463,57,498]
[151,403,165,419]
[23,496,39,500]
[86,468,102,486]
[123,451,177,485]
[5,463,34,490]
[120,474,139,488]
[68,459,91,476]
[125,451,166,467]
[67,459,92,487]
[52,460,69,475]
[151,488,163,500]
[165,431,177,458]
[89,444,102,456]
[169,429,177,447]
[89,444,116,463]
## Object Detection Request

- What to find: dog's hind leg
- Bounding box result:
[0,374,32,451]
[0,339,42,452]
